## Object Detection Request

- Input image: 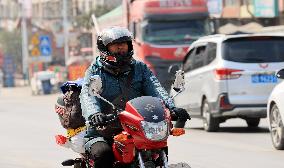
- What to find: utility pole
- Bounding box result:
[63,0,69,66]
[21,1,29,84]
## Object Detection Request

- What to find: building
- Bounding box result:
[32,0,69,20]
[279,0,284,24]
[0,0,20,20]
[207,0,282,33]
[0,0,21,30]
[31,0,122,20]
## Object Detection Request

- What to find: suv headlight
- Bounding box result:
[141,120,169,141]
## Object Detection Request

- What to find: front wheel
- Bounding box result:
[134,150,168,168]
[270,104,284,150]
[202,99,219,132]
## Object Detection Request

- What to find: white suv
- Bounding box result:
[172,34,284,131]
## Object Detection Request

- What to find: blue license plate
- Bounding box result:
[251,74,277,83]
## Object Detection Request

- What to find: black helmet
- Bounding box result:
[97,26,134,75]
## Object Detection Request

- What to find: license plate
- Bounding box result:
[251,74,277,83]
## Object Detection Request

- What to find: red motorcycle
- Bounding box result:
[63,70,189,168]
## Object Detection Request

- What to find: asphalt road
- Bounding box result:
[0,87,283,168]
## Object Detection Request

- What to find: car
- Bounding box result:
[171,33,284,132]
[267,69,284,150]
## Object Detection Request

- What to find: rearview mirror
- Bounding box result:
[172,70,185,92]
[276,69,284,79]
[168,64,181,75]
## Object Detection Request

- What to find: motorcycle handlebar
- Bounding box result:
[105,113,116,121]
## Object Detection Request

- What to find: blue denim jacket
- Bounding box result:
[79,57,175,120]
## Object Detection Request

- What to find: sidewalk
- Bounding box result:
[14,78,29,87]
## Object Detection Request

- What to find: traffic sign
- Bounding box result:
[39,35,52,56]
[40,46,52,56]
[31,34,39,45]
[31,47,40,56]
[29,34,52,62]
[40,36,51,46]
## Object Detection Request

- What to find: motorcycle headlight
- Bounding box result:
[141,120,169,141]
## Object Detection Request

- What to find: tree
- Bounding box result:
[94,5,113,17]
[75,5,113,30]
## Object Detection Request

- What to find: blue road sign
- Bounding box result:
[39,35,52,56]
[40,46,52,56]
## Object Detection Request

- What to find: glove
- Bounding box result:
[171,107,191,121]
[90,113,107,127]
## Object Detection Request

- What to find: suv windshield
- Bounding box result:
[222,36,284,63]
[143,19,210,45]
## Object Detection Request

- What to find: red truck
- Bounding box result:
[98,0,211,91]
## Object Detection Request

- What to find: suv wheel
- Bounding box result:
[202,99,219,132]
[245,118,260,127]
[270,104,284,150]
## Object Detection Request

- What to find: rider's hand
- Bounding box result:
[90,112,107,126]
[171,107,191,121]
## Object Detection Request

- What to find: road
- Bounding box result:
[0,87,283,168]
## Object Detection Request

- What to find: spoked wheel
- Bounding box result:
[202,99,219,132]
[270,104,284,150]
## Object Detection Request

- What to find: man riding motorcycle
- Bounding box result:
[80,26,190,168]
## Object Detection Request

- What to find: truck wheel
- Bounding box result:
[245,118,260,127]
[202,99,219,132]
[270,104,284,150]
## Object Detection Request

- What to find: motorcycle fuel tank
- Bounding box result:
[128,96,166,123]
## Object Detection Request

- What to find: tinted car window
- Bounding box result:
[193,46,206,69]
[205,42,217,65]
[222,36,284,63]
[183,48,195,72]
